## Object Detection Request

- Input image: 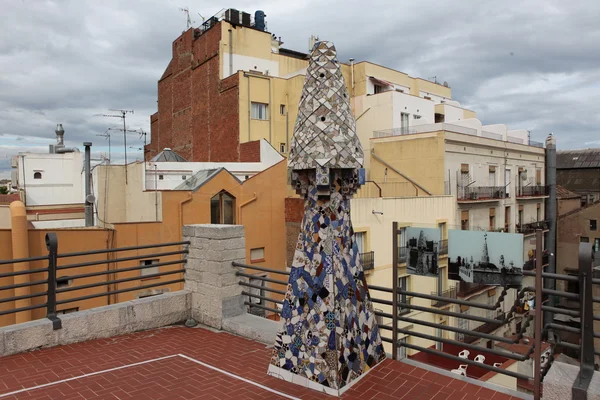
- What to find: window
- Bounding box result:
[56,276,73,289]
[460,164,470,187]
[424,96,432,100]
[280,104,286,115]
[591,220,597,231]
[250,247,265,263]
[140,259,160,277]
[489,208,496,231]
[504,206,511,232]
[279,143,286,153]
[581,237,590,243]
[594,238,599,252]
[536,169,542,185]
[413,115,421,120]
[518,205,524,228]
[537,203,541,221]
[505,169,511,197]
[210,190,235,224]
[489,166,496,186]
[374,84,384,94]
[355,232,365,254]
[401,112,410,133]
[182,176,187,180]
[251,102,268,120]
[461,210,469,231]
[33,172,42,179]
[159,175,164,180]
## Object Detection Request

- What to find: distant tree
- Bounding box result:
[0,187,8,195]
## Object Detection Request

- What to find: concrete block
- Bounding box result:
[221,295,245,319]
[182,225,195,238]
[222,314,282,344]
[223,237,246,250]
[58,312,91,345]
[543,361,600,400]
[192,224,244,240]
[190,237,212,250]
[205,248,245,262]
[192,309,222,329]
[2,319,57,356]
[86,303,131,339]
[184,269,203,282]
[0,330,4,355]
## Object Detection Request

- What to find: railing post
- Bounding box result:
[392,221,399,360]
[45,233,62,330]
[572,242,594,400]
[533,229,543,400]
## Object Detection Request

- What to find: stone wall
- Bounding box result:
[0,291,190,357]
[183,224,246,329]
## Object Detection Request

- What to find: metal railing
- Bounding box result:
[517,220,551,235]
[529,140,544,148]
[481,131,503,140]
[457,186,506,201]
[0,233,189,329]
[360,251,375,271]
[431,287,456,307]
[507,135,525,144]
[517,185,549,197]
[373,123,478,138]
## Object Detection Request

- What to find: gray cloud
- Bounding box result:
[0,0,598,178]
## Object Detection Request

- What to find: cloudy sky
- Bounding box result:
[1,0,599,178]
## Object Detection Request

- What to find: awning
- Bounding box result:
[369,76,394,87]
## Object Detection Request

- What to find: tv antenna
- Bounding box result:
[180,7,194,29]
[99,109,134,184]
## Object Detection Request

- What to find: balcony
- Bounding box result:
[457,186,506,203]
[516,220,551,236]
[459,312,506,343]
[431,287,456,307]
[360,251,375,271]
[456,281,491,298]
[516,185,549,199]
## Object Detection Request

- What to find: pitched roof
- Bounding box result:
[173,168,241,192]
[557,148,600,169]
[150,148,187,162]
[556,185,581,199]
[0,194,20,204]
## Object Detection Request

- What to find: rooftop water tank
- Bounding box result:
[255,10,266,31]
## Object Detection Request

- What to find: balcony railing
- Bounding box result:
[517,185,549,198]
[360,251,375,271]
[457,186,506,201]
[439,239,448,256]
[431,287,456,307]
[517,220,551,235]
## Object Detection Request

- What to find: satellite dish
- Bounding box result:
[521,171,528,181]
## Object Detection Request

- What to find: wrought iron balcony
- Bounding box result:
[516,220,550,235]
[457,186,506,202]
[517,185,549,198]
[360,251,375,271]
[431,287,456,307]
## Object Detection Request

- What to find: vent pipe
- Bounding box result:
[84,142,94,227]
[55,124,64,146]
[544,133,557,334]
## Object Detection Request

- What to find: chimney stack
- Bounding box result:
[55,124,65,146]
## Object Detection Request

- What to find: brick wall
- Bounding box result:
[145,23,240,162]
[239,141,261,162]
[284,198,304,223]
[284,197,304,267]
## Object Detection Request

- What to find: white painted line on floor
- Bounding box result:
[177,354,301,400]
[0,353,301,400]
[0,354,178,398]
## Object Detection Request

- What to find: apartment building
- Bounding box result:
[557,148,600,207]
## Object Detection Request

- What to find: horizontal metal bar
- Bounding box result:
[547,323,581,334]
[0,302,47,317]
[63,259,186,280]
[369,285,394,293]
[375,324,393,332]
[548,340,580,351]
[57,269,185,294]
[593,297,600,303]
[400,302,505,325]
[396,327,528,361]
[399,289,497,310]
[371,297,393,306]
[0,291,47,305]
[56,278,184,305]
[242,301,280,315]
[542,288,579,300]
[58,249,188,270]
[0,255,49,266]
[523,271,579,282]
[593,278,600,285]
[232,262,290,276]
[399,342,532,380]
[381,336,394,344]
[57,241,190,258]
[238,281,287,296]
[541,306,579,317]
[236,272,288,286]
[396,315,515,344]
[0,267,48,279]
[241,291,283,305]
[0,279,47,292]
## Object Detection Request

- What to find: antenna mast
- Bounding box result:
[180,7,193,29]
[102,109,134,184]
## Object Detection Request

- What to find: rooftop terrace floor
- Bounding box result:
[0,325,520,399]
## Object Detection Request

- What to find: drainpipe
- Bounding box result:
[84,142,94,227]
[349,58,355,96]
[238,192,257,223]
[10,201,32,323]
[544,133,557,331]
[285,93,289,153]
[228,29,233,77]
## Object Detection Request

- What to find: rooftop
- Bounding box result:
[557,148,600,169]
[0,325,518,400]
[556,185,581,199]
